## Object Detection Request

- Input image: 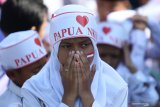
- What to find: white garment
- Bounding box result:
[117,63,159,106]
[130,29,148,71]
[0,81,22,107]
[147,16,160,48]
[0,64,9,96]
[0,74,9,96]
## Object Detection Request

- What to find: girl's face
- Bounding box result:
[58,37,94,66]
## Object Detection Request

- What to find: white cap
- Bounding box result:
[0,30,47,70]
[97,21,128,48]
[49,5,97,46]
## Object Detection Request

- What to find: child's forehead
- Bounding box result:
[61,37,91,44]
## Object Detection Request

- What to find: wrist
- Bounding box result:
[62,94,76,107]
[80,92,94,107]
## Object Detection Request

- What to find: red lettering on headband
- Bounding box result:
[53,27,96,42]
[68,27,74,36]
[14,49,44,67]
[54,32,61,41]
[62,29,67,37]
[76,27,83,35]
[26,54,32,62]
[15,59,20,67]
[87,27,96,38]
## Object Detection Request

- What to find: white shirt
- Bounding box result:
[0,74,9,96]
[0,81,22,107]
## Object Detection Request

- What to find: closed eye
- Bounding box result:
[61,44,72,49]
[80,42,92,48]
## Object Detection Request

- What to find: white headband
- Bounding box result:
[49,5,97,46]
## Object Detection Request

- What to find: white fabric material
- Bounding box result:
[117,63,159,106]
[0,80,22,107]
[130,29,147,71]
[0,30,47,70]
[22,5,128,107]
[97,21,128,48]
[137,0,160,17]
[44,0,64,19]
[0,63,9,96]
[107,10,135,37]
[0,74,9,96]
[147,16,160,48]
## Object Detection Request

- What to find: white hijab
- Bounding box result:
[23,5,126,107]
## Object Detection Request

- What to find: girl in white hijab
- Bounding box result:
[22,5,128,107]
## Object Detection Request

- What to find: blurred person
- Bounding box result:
[22,5,128,107]
[0,0,48,95]
[96,0,131,22]
[129,0,149,9]
[43,0,63,19]
[131,14,160,104]
[0,30,47,107]
[97,21,159,106]
[0,0,48,39]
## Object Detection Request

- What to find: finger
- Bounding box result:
[64,51,75,70]
[69,57,76,80]
[76,53,87,79]
[76,61,82,85]
[90,64,96,81]
[79,51,90,70]
[79,51,90,78]
[65,51,75,77]
[74,61,78,84]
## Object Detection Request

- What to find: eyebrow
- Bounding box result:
[79,39,92,44]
